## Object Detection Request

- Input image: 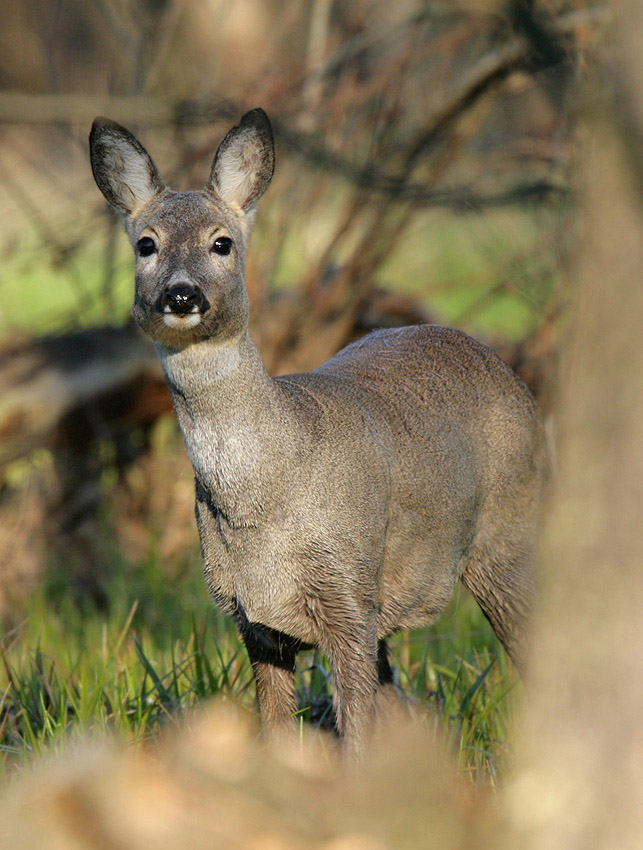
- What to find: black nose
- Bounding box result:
[162,284,207,314]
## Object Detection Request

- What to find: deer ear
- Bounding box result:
[209,109,274,212]
[89,118,165,216]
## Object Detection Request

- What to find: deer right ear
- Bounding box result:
[89,118,165,216]
[209,108,275,212]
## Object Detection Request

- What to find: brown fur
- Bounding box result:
[89,109,547,760]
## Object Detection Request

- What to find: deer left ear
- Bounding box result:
[208,109,275,212]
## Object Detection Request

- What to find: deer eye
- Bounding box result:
[211,236,233,255]
[137,236,156,257]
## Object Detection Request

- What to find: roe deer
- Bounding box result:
[90,109,546,759]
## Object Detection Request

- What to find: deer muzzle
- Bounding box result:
[162,283,210,316]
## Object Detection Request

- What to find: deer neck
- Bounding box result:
[156,331,291,521]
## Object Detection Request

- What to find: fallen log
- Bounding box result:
[0,323,164,468]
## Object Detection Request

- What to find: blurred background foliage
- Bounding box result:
[0,0,609,779]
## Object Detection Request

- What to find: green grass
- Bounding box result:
[0,543,518,785]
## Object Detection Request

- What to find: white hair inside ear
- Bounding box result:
[215,147,258,211]
[109,145,160,213]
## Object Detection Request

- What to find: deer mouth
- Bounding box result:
[162,310,204,329]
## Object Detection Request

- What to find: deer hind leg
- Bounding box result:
[460,539,537,675]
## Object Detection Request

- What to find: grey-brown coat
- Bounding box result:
[89,109,546,759]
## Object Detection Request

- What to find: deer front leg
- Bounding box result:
[323,617,379,762]
[240,624,299,744]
